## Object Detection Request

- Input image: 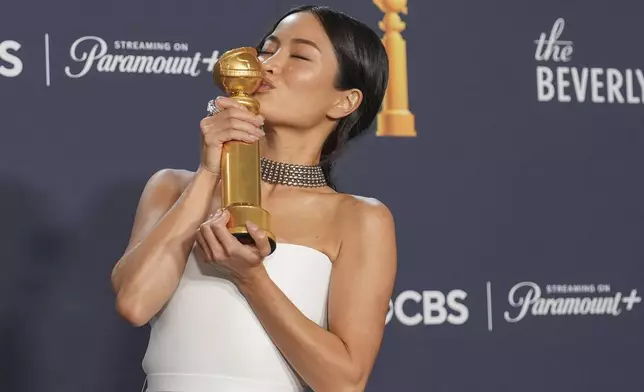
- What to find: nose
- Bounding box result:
[260,54,281,76]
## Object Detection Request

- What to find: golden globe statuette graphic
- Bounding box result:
[374,0,416,137]
[212,47,276,254]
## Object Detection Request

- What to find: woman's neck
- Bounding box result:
[259,125,328,166]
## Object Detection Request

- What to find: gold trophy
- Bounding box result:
[212,47,276,254]
[374,0,416,136]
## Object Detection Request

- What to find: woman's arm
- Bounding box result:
[111,166,219,326]
[237,198,397,392]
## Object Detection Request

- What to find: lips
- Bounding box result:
[257,78,275,92]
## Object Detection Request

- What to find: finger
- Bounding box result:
[201,117,264,139]
[195,228,213,261]
[246,221,272,257]
[201,216,227,261]
[225,107,265,127]
[226,118,265,137]
[210,209,239,252]
[213,96,245,111]
[204,129,260,145]
[210,210,259,261]
[200,116,214,131]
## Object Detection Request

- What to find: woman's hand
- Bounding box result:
[195,208,273,284]
[200,96,265,175]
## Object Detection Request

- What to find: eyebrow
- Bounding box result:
[265,35,320,51]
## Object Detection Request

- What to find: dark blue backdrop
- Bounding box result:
[2,1,643,391]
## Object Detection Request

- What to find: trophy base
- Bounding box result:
[376,110,416,137]
[226,203,277,254]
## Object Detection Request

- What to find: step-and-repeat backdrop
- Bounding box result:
[2,1,643,391]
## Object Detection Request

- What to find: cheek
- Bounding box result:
[284,64,325,92]
[258,91,328,129]
[257,65,336,127]
[286,66,335,106]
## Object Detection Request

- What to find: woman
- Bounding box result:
[111,5,397,392]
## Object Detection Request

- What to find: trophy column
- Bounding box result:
[374,0,416,137]
[213,47,276,254]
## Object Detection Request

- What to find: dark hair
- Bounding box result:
[257,5,389,189]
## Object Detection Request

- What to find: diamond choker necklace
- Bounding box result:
[260,156,327,188]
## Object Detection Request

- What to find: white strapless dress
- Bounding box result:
[141,243,332,392]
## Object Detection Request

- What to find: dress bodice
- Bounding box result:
[141,243,332,392]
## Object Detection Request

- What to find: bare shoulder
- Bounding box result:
[135,167,197,219]
[331,193,396,262]
[335,193,395,232]
[145,167,195,193]
[123,168,195,252]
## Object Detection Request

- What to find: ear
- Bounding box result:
[327,89,363,120]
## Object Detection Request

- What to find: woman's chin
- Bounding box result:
[255,95,277,117]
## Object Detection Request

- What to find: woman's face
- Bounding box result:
[254,12,346,130]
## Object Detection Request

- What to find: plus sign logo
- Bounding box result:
[621,289,642,311]
[200,50,219,73]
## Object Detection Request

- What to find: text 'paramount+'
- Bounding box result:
[504,282,641,323]
[64,36,220,78]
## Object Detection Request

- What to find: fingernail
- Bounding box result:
[213,208,223,218]
[257,115,265,124]
[257,127,265,136]
[246,221,259,231]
